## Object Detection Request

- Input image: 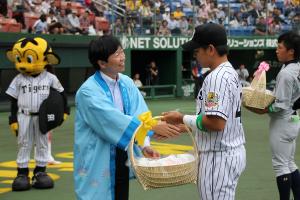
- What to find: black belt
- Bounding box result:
[20,109,39,116]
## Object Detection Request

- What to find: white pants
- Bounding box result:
[269,116,300,177]
[198,145,246,200]
[17,113,48,168]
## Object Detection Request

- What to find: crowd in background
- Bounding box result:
[0,0,300,36]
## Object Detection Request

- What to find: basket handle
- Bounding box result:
[129,117,199,170]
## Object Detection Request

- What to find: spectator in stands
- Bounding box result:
[139,0,153,27]
[254,16,267,35]
[179,15,189,34]
[68,10,83,34]
[32,13,48,34]
[292,13,300,34]
[268,18,282,35]
[267,0,277,13]
[79,10,90,35]
[11,0,25,29]
[168,13,181,35]
[162,7,171,22]
[133,73,146,97]
[41,0,51,14]
[0,0,7,17]
[216,4,226,24]
[248,1,264,25]
[186,17,194,35]
[57,9,72,34]
[173,4,184,20]
[197,3,208,20]
[111,17,124,36]
[65,2,72,15]
[181,0,192,8]
[125,18,136,36]
[229,11,244,28]
[154,0,161,11]
[89,1,102,17]
[236,64,250,87]
[49,1,58,15]
[126,0,141,12]
[47,9,64,34]
[157,19,171,36]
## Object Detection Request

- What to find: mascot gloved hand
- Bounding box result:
[9,116,18,137]
[5,37,69,191]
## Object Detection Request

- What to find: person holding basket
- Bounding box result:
[162,23,246,200]
[74,35,181,200]
[245,31,300,200]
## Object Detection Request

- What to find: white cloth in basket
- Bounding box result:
[136,153,195,167]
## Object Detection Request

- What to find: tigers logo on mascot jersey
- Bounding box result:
[6,37,60,76]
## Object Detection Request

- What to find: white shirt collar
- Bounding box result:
[100,71,119,86]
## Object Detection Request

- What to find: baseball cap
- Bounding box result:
[182,23,227,51]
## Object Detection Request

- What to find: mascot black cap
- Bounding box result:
[39,88,65,134]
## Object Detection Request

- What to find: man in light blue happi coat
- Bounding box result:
[74,35,181,200]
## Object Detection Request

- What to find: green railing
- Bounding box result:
[140,84,176,99]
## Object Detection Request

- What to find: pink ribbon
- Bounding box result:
[254,61,270,77]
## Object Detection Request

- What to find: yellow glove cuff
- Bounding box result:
[10,122,18,136]
[63,113,68,121]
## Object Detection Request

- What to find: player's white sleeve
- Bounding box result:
[6,75,20,99]
[50,73,64,92]
[183,115,198,130]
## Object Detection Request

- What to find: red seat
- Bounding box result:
[0,22,10,32]
[8,23,22,32]
[95,17,110,31]
[24,12,39,29]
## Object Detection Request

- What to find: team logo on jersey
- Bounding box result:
[205,92,219,108]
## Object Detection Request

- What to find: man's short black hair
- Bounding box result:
[278,31,300,60]
[199,44,229,56]
[88,35,122,70]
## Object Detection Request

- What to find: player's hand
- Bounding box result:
[161,111,184,124]
[175,123,190,133]
[142,146,160,158]
[152,122,181,139]
[63,113,69,121]
[10,122,18,137]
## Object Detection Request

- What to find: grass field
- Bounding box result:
[0,98,299,200]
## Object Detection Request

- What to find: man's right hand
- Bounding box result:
[152,122,181,140]
[10,122,18,137]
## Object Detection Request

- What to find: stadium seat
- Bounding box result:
[54,0,61,8]
[8,23,22,32]
[24,12,39,29]
[95,17,110,31]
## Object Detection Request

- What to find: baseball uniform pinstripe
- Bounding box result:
[6,71,64,168]
[196,61,246,200]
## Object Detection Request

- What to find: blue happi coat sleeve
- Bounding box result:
[76,80,141,150]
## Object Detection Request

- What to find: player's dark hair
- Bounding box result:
[278,31,300,60]
[88,35,122,70]
[202,44,228,56]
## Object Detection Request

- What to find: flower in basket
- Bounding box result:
[242,61,275,109]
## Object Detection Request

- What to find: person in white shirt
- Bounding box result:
[236,64,250,86]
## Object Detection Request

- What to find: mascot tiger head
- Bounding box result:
[6,37,60,76]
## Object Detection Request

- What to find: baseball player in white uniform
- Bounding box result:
[5,37,68,191]
[246,31,300,200]
[163,23,246,200]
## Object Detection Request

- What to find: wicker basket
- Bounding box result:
[129,123,198,190]
[242,87,275,109]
